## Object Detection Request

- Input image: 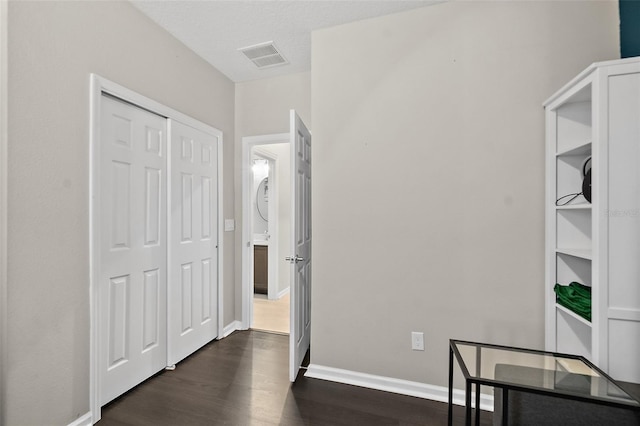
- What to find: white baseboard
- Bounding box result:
[305,364,494,412]
[221,320,242,338]
[276,286,290,299]
[67,412,92,426]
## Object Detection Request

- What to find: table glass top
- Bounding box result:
[452,340,640,407]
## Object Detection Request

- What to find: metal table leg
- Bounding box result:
[475,383,480,426]
[475,347,481,426]
[502,388,509,426]
[465,380,472,426]
[448,346,454,426]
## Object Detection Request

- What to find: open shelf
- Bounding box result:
[555,248,592,260]
[556,303,591,326]
[556,154,591,203]
[556,203,592,210]
[555,100,592,154]
[556,252,591,286]
[557,141,592,157]
[556,209,591,252]
[556,306,592,360]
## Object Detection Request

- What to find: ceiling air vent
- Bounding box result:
[238,41,288,69]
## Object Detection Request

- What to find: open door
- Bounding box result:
[288,110,311,382]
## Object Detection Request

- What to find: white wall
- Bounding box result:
[311,1,619,388]
[6,1,235,424]
[234,72,310,313]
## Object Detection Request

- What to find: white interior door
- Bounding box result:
[167,120,219,365]
[289,110,311,382]
[99,95,167,405]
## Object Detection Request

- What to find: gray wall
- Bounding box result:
[6,1,235,424]
[234,72,310,314]
[310,1,619,387]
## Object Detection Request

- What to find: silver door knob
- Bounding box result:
[285,255,305,263]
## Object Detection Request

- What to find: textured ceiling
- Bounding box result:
[131,0,440,82]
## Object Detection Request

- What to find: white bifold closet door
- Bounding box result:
[98,95,220,406]
[99,95,168,405]
[167,121,219,365]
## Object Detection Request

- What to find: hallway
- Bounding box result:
[99,331,481,425]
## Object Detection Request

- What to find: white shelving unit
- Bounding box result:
[545,58,640,384]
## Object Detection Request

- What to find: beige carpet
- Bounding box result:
[253,292,290,334]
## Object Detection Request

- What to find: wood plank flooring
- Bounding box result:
[252,293,289,334]
[99,330,485,425]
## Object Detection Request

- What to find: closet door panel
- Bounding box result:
[168,120,219,365]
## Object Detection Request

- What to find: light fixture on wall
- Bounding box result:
[252,158,269,175]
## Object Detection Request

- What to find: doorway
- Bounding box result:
[243,136,291,334]
[251,146,290,334]
[241,110,312,382]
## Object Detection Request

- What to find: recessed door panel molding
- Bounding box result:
[297,172,304,245]
[201,176,211,239]
[182,137,193,162]
[304,263,311,328]
[202,144,212,166]
[111,161,131,250]
[144,168,161,246]
[108,275,129,369]
[201,258,212,322]
[145,126,162,156]
[142,269,159,351]
[168,119,219,366]
[113,115,132,148]
[181,263,193,333]
[181,173,193,242]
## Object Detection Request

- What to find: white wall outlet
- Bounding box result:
[224,219,235,232]
[411,331,424,351]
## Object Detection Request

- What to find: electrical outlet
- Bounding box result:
[411,332,424,351]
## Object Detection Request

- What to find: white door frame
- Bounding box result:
[241,134,288,329]
[252,148,279,300]
[89,74,224,423]
[0,1,8,420]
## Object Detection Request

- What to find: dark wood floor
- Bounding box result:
[99,330,487,425]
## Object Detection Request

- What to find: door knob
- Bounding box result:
[285,255,304,263]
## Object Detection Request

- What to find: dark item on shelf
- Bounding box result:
[554,282,592,321]
[556,156,592,206]
[582,168,592,202]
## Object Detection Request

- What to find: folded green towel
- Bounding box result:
[554,282,592,322]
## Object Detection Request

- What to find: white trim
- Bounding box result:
[216,132,224,340]
[276,286,290,300]
[543,57,640,107]
[89,74,224,423]
[67,412,92,426]
[241,133,289,329]
[0,1,8,422]
[305,364,494,412]
[222,320,242,338]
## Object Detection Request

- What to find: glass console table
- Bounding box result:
[448,340,640,426]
